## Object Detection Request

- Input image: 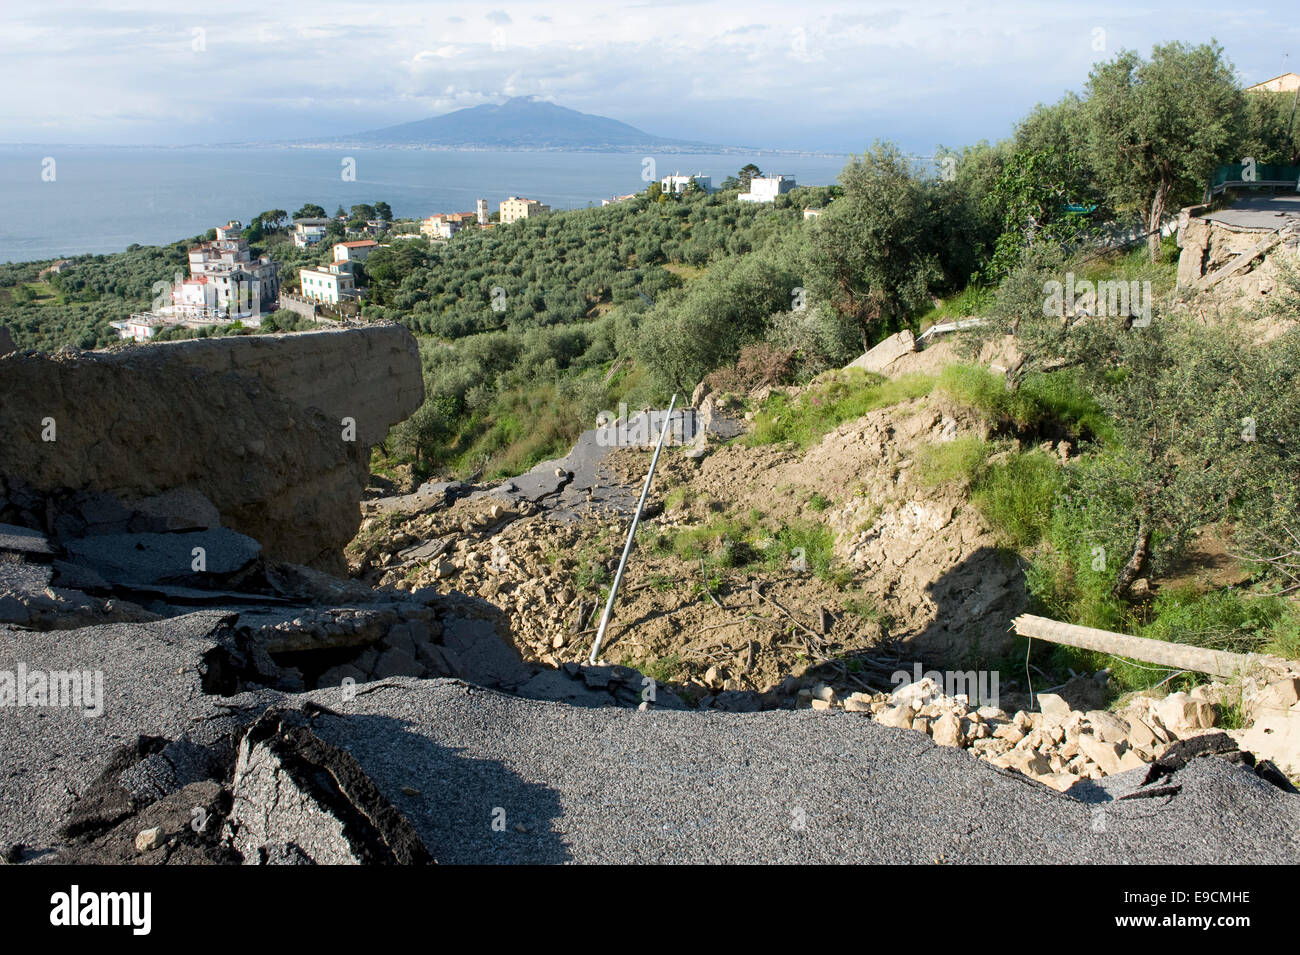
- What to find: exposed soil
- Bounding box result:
[348,391,1029,700]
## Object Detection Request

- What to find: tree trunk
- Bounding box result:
[1112,520,1152,599]
[1146,179,1170,262]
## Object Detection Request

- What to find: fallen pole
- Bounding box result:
[589,395,678,665]
[1011,613,1279,680]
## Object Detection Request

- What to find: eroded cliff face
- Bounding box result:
[0,325,423,570]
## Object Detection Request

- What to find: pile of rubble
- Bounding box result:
[802,674,1300,792]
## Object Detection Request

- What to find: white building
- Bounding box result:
[602,193,637,206]
[476,198,489,225]
[739,175,797,203]
[292,218,331,248]
[187,234,279,315]
[660,173,712,195]
[299,262,357,306]
[333,240,380,263]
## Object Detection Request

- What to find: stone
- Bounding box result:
[848,329,916,375]
[1156,692,1217,739]
[1038,773,1078,793]
[1035,693,1073,727]
[844,692,872,713]
[890,678,941,708]
[1232,711,1300,778]
[932,713,962,747]
[1123,715,1160,755]
[810,698,833,711]
[1252,678,1300,719]
[134,826,163,853]
[1007,748,1052,777]
[372,647,424,679]
[1077,733,1124,775]
[875,704,916,729]
[1085,710,1131,745]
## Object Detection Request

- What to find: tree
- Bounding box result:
[293,204,326,220]
[257,209,289,230]
[806,142,941,349]
[1083,41,1244,261]
[1238,90,1300,166]
[350,203,376,221]
[373,201,393,221]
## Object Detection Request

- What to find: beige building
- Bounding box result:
[1246,72,1300,94]
[499,196,550,224]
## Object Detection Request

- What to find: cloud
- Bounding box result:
[0,0,1293,150]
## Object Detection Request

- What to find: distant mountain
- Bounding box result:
[323,96,733,152]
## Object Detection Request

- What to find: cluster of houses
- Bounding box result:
[111,171,818,341]
[111,221,281,341]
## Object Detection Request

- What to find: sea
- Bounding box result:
[0,145,849,264]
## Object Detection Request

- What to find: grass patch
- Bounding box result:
[916,285,995,330]
[667,514,846,583]
[915,437,991,486]
[970,449,1063,551]
[748,368,936,448]
[806,491,832,512]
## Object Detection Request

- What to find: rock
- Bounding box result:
[890,678,941,708]
[134,826,163,853]
[844,692,873,713]
[1006,748,1052,777]
[1085,710,1131,744]
[1077,733,1125,775]
[1233,710,1300,778]
[847,329,916,375]
[373,646,424,679]
[1251,678,1300,719]
[875,704,916,729]
[1038,773,1078,793]
[1123,715,1160,756]
[932,712,962,747]
[810,698,833,711]
[1035,693,1073,727]
[1156,692,1217,739]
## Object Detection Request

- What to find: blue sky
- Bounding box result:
[3,1,1298,152]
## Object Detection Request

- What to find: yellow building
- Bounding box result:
[498,196,550,224]
[1246,72,1300,94]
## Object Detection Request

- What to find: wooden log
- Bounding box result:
[1012,613,1275,679]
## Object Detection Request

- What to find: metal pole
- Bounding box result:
[588,394,678,665]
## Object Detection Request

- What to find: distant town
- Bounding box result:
[109,169,808,341]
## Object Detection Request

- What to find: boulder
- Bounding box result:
[1156,692,1217,739]
[1035,693,1073,727]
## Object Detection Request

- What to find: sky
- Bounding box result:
[3,1,1299,153]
